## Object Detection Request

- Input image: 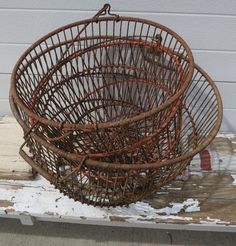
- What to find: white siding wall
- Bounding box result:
[0,0,236,132]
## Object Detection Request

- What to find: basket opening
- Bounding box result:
[19,41,184,125]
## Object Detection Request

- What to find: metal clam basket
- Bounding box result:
[10,4,222,207]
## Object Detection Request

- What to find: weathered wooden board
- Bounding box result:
[0,116,33,180]
[0,130,236,229]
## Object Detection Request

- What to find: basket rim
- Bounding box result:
[10,63,223,170]
[10,15,194,131]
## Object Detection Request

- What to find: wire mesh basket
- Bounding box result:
[10,4,194,160]
[10,4,222,207]
[10,63,222,207]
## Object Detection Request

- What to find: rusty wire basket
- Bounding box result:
[10,64,222,207]
[10,4,222,207]
[10,4,194,161]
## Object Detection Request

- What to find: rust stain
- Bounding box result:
[109,216,130,222]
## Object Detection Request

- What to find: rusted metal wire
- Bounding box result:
[10,4,194,157]
[10,62,222,206]
[9,4,222,207]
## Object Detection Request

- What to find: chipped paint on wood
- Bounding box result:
[0,119,236,226]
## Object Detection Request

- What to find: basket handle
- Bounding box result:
[30,4,120,110]
[61,4,119,56]
[19,124,88,183]
[94,3,120,19]
[26,119,73,143]
[62,3,119,57]
[20,120,39,151]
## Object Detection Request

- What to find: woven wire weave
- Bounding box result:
[10,4,222,207]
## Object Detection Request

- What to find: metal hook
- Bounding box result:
[94,3,120,19]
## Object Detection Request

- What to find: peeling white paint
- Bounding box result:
[200,217,230,225]
[231,174,236,185]
[166,187,182,191]
[105,198,200,223]
[1,130,235,226]
[106,201,193,223]
[157,198,200,214]
[0,176,107,219]
[0,176,197,223]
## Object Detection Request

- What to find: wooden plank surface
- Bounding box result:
[0,116,33,180]
[0,116,236,227]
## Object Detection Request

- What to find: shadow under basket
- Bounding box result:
[10,64,222,207]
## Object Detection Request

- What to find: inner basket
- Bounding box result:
[10,64,222,207]
[10,5,194,158]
